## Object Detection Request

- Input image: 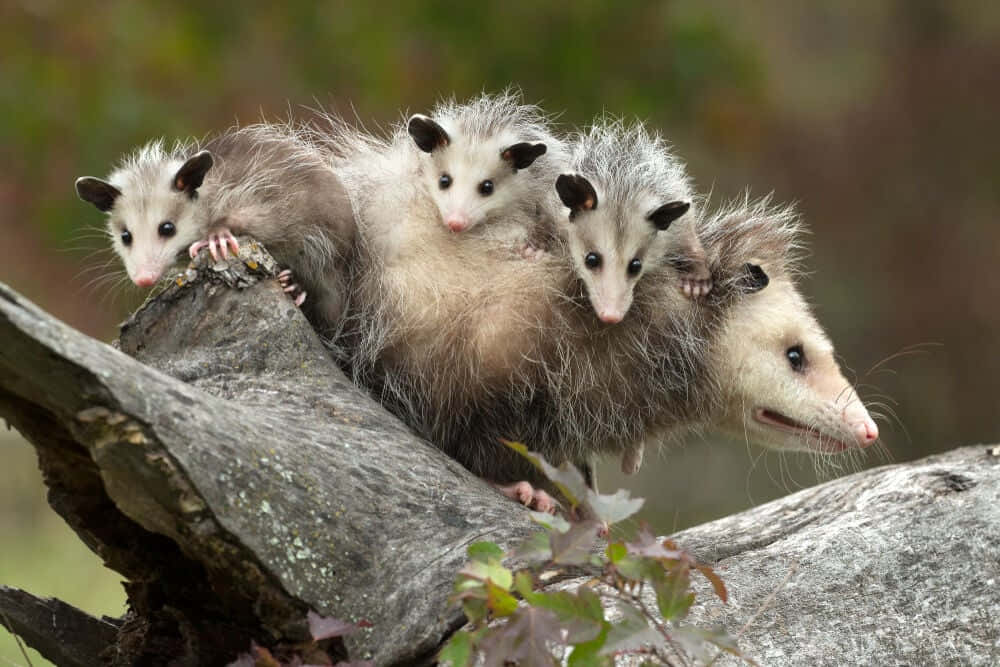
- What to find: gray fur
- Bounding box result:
[81,122,357,337]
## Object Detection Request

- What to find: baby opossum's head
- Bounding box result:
[76,146,215,287]
[556,121,694,324]
[716,266,879,453]
[555,175,691,325]
[407,113,548,233]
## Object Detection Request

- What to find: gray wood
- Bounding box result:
[1,245,997,665]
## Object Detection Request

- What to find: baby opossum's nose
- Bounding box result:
[133,270,160,288]
[597,308,624,324]
[445,212,470,232]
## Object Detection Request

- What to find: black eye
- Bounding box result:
[120,229,132,246]
[627,258,642,276]
[584,252,602,270]
[786,345,805,372]
[478,179,494,196]
[158,221,176,237]
[439,173,452,189]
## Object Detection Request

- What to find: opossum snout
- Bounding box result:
[445,212,470,232]
[597,308,624,324]
[851,418,879,447]
[133,269,161,288]
[843,402,879,447]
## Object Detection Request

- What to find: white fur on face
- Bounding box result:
[566,196,671,324]
[107,160,206,285]
[718,276,878,453]
[421,131,522,233]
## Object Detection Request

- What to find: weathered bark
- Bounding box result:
[1,245,998,665]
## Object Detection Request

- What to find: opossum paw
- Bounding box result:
[621,443,644,475]
[495,481,557,514]
[680,276,713,299]
[520,243,548,261]
[277,269,307,307]
[189,228,240,261]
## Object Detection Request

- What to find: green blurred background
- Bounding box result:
[3,2,998,663]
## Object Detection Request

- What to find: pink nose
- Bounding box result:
[133,271,160,288]
[445,213,469,232]
[597,309,623,324]
[852,419,879,447]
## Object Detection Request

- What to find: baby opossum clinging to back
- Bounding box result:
[75,123,356,336]
[555,120,712,324]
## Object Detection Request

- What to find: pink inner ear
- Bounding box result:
[584,196,595,210]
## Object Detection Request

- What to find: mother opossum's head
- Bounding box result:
[76,144,214,287]
[715,265,879,453]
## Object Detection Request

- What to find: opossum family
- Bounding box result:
[75,92,879,511]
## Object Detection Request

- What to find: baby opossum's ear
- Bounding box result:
[556,174,598,218]
[647,201,690,231]
[173,151,214,197]
[407,114,450,153]
[75,177,122,212]
[738,263,770,293]
[501,142,547,170]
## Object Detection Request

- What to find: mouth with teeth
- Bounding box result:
[753,407,850,453]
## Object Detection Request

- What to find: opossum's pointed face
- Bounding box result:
[407,114,547,233]
[78,151,214,288]
[557,174,690,324]
[717,274,879,453]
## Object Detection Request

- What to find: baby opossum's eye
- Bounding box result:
[786,345,805,372]
[584,252,602,270]
[478,180,494,196]
[439,173,452,190]
[627,258,642,276]
[120,229,133,247]
[158,221,176,238]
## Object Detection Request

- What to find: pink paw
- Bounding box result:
[681,276,713,299]
[496,481,557,514]
[188,228,240,261]
[520,243,547,261]
[278,269,307,307]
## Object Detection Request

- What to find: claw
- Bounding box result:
[495,481,557,514]
[294,291,307,307]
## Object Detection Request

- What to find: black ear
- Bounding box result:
[501,142,547,170]
[647,200,690,231]
[172,151,214,196]
[75,177,122,212]
[407,114,451,153]
[740,263,770,293]
[555,174,598,217]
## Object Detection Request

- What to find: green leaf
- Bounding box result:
[459,557,513,591]
[522,587,604,644]
[583,487,644,525]
[515,530,554,563]
[486,579,519,617]
[530,511,571,534]
[468,541,504,563]
[567,624,611,667]
[606,542,627,564]
[550,519,602,566]
[653,568,694,621]
[514,570,535,598]
[601,602,663,655]
[438,629,475,667]
[478,606,563,667]
[614,554,656,582]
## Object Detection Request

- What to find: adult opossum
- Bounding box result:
[75,122,356,336]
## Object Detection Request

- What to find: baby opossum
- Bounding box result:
[404,92,567,247]
[324,92,569,414]
[75,122,356,336]
[555,120,712,324]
